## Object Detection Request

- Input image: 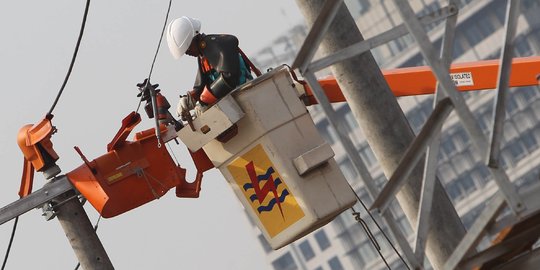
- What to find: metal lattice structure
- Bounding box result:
[292,0,540,269]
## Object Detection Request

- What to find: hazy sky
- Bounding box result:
[0,1,303,269]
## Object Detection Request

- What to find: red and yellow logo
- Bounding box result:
[228,144,304,237]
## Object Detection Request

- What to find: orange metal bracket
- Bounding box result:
[305,56,540,104]
[16,117,59,197]
[68,112,215,218]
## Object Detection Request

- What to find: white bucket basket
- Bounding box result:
[178,66,356,249]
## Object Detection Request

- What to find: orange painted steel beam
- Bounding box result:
[305,56,540,105]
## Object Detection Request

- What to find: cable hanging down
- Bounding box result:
[350,188,411,270]
[2,1,92,268]
[47,0,91,117]
[1,217,19,270]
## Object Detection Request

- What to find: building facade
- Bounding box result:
[249,0,540,269]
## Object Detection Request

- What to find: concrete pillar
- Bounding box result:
[294,1,466,269]
[54,190,113,270]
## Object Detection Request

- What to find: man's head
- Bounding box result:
[166,16,201,59]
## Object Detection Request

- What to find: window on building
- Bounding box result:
[317,121,338,145]
[521,132,538,151]
[478,14,496,35]
[357,240,379,266]
[452,128,470,151]
[494,3,507,25]
[349,250,366,269]
[357,0,371,15]
[315,230,331,251]
[407,108,428,133]
[446,182,460,201]
[340,158,358,182]
[471,165,491,187]
[397,215,413,236]
[439,163,457,181]
[272,252,297,270]
[507,140,527,162]
[359,145,377,168]
[298,240,315,261]
[460,174,477,195]
[515,36,533,56]
[504,122,520,142]
[516,170,540,190]
[452,155,470,175]
[506,97,519,115]
[441,138,458,156]
[344,110,359,130]
[463,23,484,47]
[513,112,536,133]
[453,35,466,59]
[328,256,344,270]
[258,234,272,253]
[516,87,539,103]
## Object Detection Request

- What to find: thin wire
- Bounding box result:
[74,215,102,270]
[47,0,91,117]
[1,217,19,270]
[145,0,172,85]
[135,99,143,114]
[353,190,411,270]
[351,207,391,269]
[351,207,380,250]
[166,143,181,165]
[135,0,172,114]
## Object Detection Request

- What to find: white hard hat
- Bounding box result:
[166,16,202,60]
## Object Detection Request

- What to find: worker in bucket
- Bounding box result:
[166,16,256,117]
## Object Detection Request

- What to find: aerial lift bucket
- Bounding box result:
[177,66,357,249]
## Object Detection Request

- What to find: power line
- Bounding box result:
[1,217,19,270]
[146,0,172,84]
[47,0,91,117]
[136,0,172,113]
[353,191,411,270]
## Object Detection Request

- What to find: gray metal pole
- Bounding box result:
[294,1,466,269]
[53,190,113,270]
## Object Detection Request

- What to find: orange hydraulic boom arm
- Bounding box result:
[305,56,540,105]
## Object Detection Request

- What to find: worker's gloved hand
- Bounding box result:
[177,94,196,117]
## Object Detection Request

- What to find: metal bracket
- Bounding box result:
[41,202,56,221]
[0,176,74,226]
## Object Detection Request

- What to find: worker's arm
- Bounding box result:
[191,62,209,100]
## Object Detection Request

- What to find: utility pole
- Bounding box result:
[0,176,113,269]
[294,1,466,269]
[53,189,114,270]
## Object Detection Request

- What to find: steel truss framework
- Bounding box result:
[292,0,540,269]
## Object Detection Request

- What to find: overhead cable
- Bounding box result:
[47,0,91,117]
[353,190,411,270]
[1,217,19,270]
[136,0,173,114]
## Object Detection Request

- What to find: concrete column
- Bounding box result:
[294,1,466,269]
[54,190,113,270]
